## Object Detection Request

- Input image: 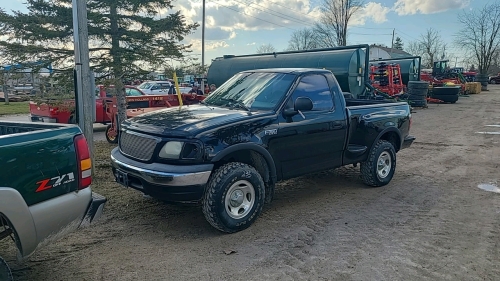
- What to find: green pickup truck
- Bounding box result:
[0,121,106,280]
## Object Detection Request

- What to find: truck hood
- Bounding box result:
[123,104,272,137]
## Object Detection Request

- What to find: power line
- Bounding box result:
[396,29,419,41]
[240,0,317,27]
[211,1,298,31]
[394,32,415,43]
[263,0,320,20]
[350,33,393,36]
[350,26,395,30]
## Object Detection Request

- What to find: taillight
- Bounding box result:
[409,115,412,130]
[74,134,92,190]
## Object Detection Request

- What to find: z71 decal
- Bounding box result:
[36,172,76,192]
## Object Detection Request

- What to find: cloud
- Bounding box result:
[393,0,470,15]
[166,0,322,51]
[172,0,320,34]
[188,39,230,51]
[351,2,391,25]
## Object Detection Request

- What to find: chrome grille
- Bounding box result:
[119,131,159,161]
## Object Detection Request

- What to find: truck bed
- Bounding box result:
[0,121,71,136]
[344,98,401,107]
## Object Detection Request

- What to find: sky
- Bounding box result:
[1,0,492,68]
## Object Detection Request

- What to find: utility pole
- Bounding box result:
[200,0,205,94]
[72,0,94,161]
[455,57,458,67]
[390,28,395,58]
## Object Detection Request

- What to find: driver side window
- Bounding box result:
[289,74,334,111]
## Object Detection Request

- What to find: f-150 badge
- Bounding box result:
[265,129,278,135]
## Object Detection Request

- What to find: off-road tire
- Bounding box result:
[360,140,397,187]
[202,162,265,233]
[0,256,12,281]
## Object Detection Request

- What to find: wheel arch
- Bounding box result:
[211,143,277,185]
[374,128,402,152]
[0,188,38,260]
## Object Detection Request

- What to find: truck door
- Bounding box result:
[271,74,347,179]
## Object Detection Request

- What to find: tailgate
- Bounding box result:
[0,124,83,206]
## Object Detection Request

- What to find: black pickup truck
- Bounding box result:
[111,68,415,233]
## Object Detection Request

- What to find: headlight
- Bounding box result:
[159,141,183,159]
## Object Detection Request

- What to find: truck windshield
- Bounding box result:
[203,72,296,111]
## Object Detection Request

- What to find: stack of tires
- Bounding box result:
[430,86,460,103]
[407,81,429,107]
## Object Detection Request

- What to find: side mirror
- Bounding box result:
[283,97,313,117]
[294,97,313,111]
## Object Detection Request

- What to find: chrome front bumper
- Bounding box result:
[110,147,213,187]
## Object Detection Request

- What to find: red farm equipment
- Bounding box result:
[104,93,205,143]
[369,62,405,96]
[420,60,467,94]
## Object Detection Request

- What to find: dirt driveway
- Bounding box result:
[4,86,500,280]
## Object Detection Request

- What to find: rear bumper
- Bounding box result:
[80,192,107,227]
[110,147,213,203]
[401,135,416,149]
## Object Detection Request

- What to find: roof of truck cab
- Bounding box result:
[240,68,332,74]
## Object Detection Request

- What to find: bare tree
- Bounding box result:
[440,43,448,61]
[418,28,444,68]
[405,41,423,57]
[490,49,500,75]
[286,28,319,51]
[313,23,338,48]
[315,0,365,46]
[256,44,277,54]
[455,2,500,75]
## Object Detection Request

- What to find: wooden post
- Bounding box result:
[2,85,8,105]
[72,0,94,165]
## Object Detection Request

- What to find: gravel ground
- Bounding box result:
[2,85,500,281]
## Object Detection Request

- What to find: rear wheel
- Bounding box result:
[0,256,12,281]
[360,140,397,187]
[202,162,265,233]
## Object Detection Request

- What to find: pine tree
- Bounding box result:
[0,1,198,124]
[394,37,404,50]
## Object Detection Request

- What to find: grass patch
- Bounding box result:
[0,101,31,116]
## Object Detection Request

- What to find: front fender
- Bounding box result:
[211,143,277,183]
[0,187,37,259]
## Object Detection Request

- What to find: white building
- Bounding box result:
[369,45,413,60]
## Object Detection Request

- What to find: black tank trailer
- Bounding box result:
[206,45,372,99]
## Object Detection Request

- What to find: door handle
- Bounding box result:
[330,121,343,129]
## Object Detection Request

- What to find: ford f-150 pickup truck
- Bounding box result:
[110,68,415,233]
[0,121,106,279]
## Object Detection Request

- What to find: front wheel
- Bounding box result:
[360,140,397,187]
[202,162,265,233]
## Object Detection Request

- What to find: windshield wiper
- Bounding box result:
[222,98,250,111]
[200,100,214,110]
